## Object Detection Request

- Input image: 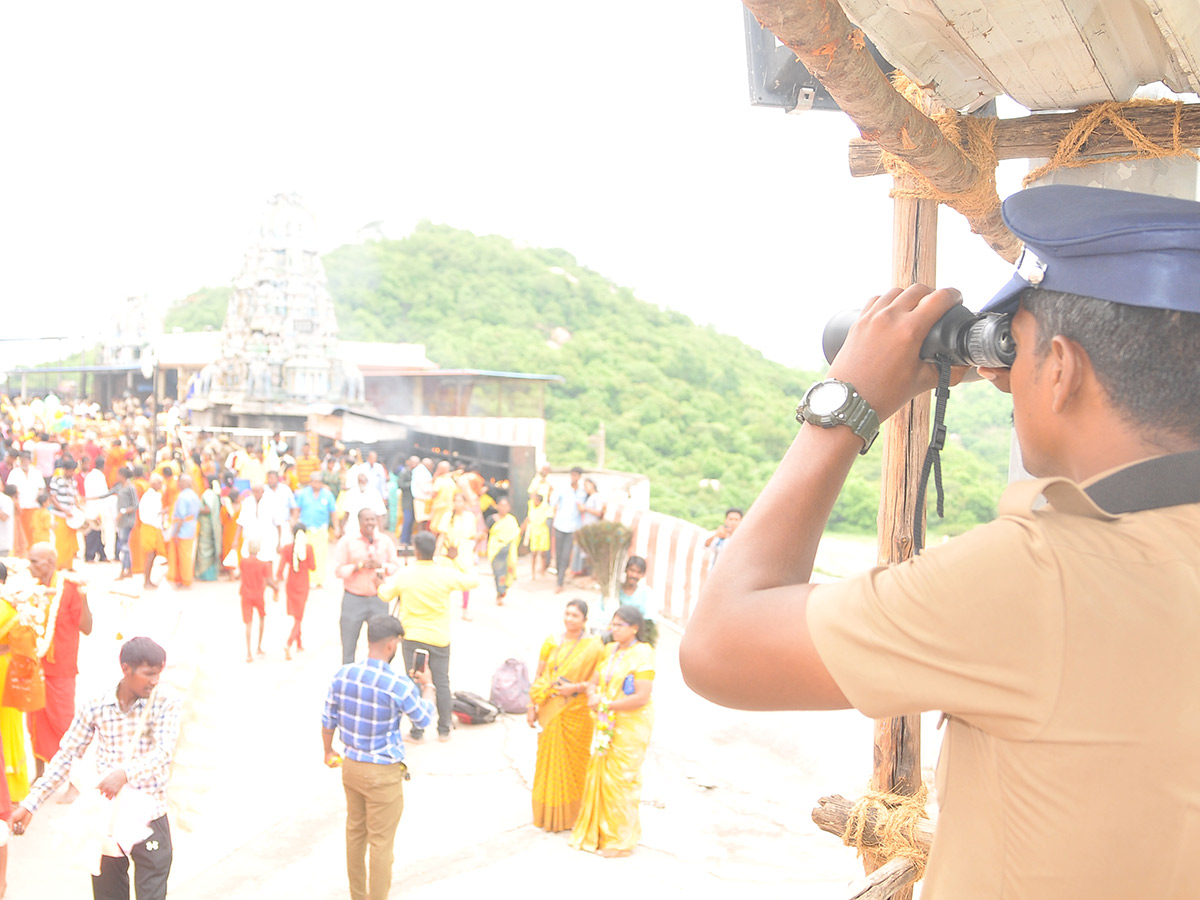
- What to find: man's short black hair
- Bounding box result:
[570,466,584,475]
[367,614,405,644]
[413,531,437,560]
[120,636,166,669]
[1020,288,1200,442]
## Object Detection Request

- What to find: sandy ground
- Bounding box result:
[5,537,941,899]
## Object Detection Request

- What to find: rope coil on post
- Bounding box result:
[875,75,1003,226]
[840,785,932,881]
[1023,99,1200,187]
[872,86,1200,233]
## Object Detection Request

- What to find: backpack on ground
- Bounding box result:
[490,658,531,714]
[452,690,500,725]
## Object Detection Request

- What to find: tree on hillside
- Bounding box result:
[163,286,230,332]
[164,221,1014,532]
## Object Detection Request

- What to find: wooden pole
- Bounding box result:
[812,794,935,854]
[864,176,936,898]
[848,102,1200,178]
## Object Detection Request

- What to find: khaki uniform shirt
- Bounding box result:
[807,466,1200,899]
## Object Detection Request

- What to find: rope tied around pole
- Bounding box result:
[1023,98,1200,186]
[875,83,1200,240]
[875,75,1002,224]
[840,784,932,880]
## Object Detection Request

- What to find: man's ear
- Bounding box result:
[1047,334,1090,414]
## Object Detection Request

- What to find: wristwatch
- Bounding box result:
[796,379,880,454]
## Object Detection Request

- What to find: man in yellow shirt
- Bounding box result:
[377,532,478,742]
[294,442,321,487]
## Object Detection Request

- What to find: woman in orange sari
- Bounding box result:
[527,599,603,831]
[570,605,656,857]
[218,475,240,575]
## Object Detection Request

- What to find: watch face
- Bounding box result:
[808,381,849,415]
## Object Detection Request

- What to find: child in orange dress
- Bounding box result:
[239,539,277,663]
[275,525,315,660]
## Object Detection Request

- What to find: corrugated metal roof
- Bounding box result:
[840,0,1200,111]
[149,333,436,371]
[401,369,565,383]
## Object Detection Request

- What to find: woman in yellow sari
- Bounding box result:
[527,599,603,831]
[570,605,656,857]
[0,566,29,803]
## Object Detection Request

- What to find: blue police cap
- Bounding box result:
[982,185,1200,315]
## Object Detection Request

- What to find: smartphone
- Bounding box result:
[412,649,429,674]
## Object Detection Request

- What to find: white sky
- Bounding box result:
[1,2,1019,370]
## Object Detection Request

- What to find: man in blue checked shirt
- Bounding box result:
[322,614,436,900]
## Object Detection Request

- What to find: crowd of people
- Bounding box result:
[0,388,676,899]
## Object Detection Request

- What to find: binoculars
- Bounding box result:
[822,305,1016,368]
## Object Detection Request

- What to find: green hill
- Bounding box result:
[165,221,1013,533]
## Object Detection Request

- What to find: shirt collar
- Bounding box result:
[103,682,148,714]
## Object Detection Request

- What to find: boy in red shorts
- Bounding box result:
[239,539,277,662]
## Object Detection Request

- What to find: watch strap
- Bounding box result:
[842,391,880,454]
[796,380,880,455]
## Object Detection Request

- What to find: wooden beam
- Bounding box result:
[811,794,935,854]
[741,0,1019,261]
[849,102,1200,178]
[845,857,922,900]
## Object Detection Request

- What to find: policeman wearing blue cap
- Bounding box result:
[683,185,1200,898]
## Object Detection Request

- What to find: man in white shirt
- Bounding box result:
[265,469,298,546]
[409,458,433,533]
[234,483,280,563]
[6,451,45,552]
[138,474,167,589]
[0,485,15,556]
[347,451,387,508]
[81,456,113,562]
[339,473,386,541]
[361,450,389,498]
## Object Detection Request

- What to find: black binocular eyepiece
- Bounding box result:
[822,305,1016,368]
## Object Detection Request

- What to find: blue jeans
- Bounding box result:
[116,524,133,572]
[399,502,414,546]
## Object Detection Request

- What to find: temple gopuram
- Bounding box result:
[189,193,368,429]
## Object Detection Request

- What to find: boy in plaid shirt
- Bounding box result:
[12,636,181,900]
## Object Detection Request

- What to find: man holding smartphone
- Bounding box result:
[333,508,399,664]
[323,614,435,900]
[378,531,479,742]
